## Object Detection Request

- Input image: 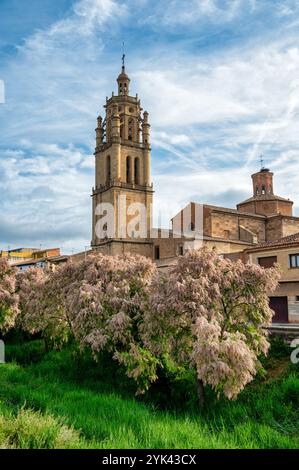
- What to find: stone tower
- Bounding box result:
[91,62,154,256]
[237,168,293,216]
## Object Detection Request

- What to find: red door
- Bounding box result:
[269,297,289,323]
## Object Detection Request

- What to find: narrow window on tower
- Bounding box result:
[134,157,139,184]
[126,156,131,183]
[128,119,133,141]
[106,155,111,183]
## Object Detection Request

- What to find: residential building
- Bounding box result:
[245,234,299,324]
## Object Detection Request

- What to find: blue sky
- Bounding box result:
[1,0,299,253]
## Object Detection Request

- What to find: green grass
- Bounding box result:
[0,338,298,449]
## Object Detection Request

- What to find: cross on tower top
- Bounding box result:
[122,42,125,70]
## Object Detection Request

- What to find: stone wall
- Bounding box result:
[265,217,283,242]
[94,240,153,258]
[282,217,299,237]
[210,212,239,240]
[288,295,299,323]
[237,198,293,217]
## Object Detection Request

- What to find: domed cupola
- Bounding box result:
[117,64,130,96]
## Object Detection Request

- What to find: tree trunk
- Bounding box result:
[197,378,205,408]
[44,337,50,353]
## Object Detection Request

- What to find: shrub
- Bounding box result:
[0,407,84,449]
[0,259,19,333]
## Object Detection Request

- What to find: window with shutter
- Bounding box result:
[258,256,277,268]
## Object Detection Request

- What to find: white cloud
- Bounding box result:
[26,0,126,43]
[134,43,299,128]
[142,0,250,27]
[74,0,127,27]
[0,141,93,253]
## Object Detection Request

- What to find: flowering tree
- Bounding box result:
[17,267,46,335]
[16,249,279,403]
[142,248,280,404]
[70,253,159,393]
[17,253,159,392]
[0,259,19,333]
[17,261,88,347]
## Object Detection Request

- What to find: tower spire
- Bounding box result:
[122,41,125,72]
[117,45,130,95]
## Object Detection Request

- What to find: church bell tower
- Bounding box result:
[91,59,154,256]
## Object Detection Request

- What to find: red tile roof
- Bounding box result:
[246,233,299,253]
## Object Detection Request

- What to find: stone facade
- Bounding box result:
[91,64,154,255]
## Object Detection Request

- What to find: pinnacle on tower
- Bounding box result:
[117,50,130,96]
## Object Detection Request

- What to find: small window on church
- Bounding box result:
[262,185,266,195]
[106,155,111,183]
[154,246,160,260]
[178,245,184,256]
[128,119,134,141]
[129,107,134,113]
[134,158,140,184]
[126,156,131,183]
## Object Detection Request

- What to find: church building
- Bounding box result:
[91,63,299,266]
[91,61,154,257]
